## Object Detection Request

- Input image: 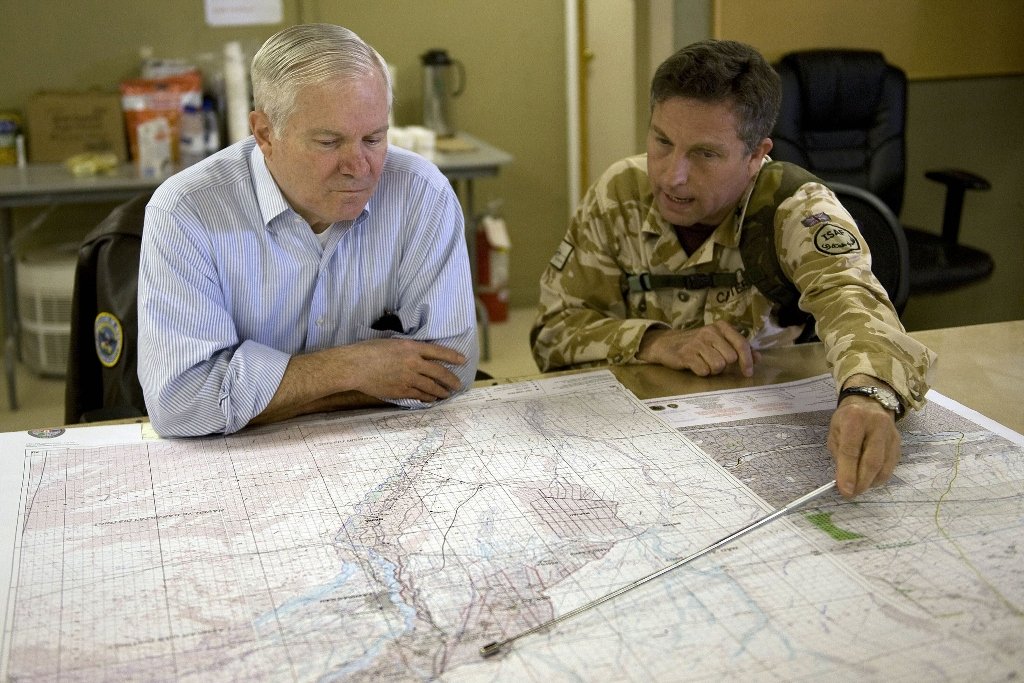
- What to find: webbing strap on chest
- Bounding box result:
[623,272,741,294]
[621,162,823,332]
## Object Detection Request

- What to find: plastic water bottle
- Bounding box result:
[202,98,221,156]
[179,105,206,167]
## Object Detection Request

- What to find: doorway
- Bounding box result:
[567,0,675,203]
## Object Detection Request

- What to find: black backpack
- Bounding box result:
[65,192,151,424]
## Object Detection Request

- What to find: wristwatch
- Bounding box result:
[838,385,905,420]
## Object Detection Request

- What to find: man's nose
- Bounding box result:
[336,144,370,176]
[662,152,690,186]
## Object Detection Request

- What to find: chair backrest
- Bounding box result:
[772,49,908,217]
[65,192,151,424]
[827,182,910,315]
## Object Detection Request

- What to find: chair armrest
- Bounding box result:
[924,168,991,192]
[924,169,991,243]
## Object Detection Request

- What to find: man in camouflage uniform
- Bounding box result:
[531,39,935,500]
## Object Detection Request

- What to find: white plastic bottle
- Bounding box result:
[224,41,251,144]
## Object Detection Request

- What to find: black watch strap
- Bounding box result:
[838,385,905,420]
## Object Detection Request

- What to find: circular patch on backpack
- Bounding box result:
[27,428,65,439]
[94,312,124,368]
[813,223,861,255]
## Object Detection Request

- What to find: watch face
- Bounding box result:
[842,386,902,417]
[873,388,898,410]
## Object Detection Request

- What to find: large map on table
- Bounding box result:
[1,371,1021,680]
[646,375,1024,677]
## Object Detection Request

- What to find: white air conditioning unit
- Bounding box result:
[16,248,77,377]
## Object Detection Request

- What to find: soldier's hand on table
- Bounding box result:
[637,321,760,377]
[827,391,902,499]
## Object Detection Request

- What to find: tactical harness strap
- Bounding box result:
[623,272,742,293]
[622,161,822,331]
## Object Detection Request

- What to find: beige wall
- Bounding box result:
[306,1,568,311]
[1,0,1021,338]
[0,0,568,313]
[714,0,1024,80]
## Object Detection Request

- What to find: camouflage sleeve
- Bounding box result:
[530,188,663,373]
[775,183,936,409]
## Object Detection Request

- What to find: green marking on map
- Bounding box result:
[805,512,864,541]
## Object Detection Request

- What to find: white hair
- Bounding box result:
[251,23,393,134]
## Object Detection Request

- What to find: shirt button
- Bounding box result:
[638,301,647,313]
[613,354,623,363]
[316,317,325,326]
[677,292,689,302]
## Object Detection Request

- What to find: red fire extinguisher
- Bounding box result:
[476,210,510,322]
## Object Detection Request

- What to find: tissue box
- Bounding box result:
[25,91,127,163]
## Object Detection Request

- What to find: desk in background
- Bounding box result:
[0,163,161,411]
[0,133,512,410]
[429,134,514,362]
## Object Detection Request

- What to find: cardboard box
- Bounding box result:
[25,91,127,163]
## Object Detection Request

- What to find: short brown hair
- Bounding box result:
[650,39,780,152]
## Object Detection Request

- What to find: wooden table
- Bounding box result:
[487,320,1024,433]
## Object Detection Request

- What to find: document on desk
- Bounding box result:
[1,370,1021,681]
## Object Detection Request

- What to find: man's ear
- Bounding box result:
[752,136,773,161]
[250,111,274,154]
[747,136,773,175]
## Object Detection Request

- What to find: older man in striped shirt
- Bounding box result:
[138,24,478,437]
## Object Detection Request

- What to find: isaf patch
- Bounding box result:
[814,223,861,255]
[549,240,574,270]
[802,212,831,227]
[94,312,124,368]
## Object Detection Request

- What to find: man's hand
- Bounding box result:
[827,377,902,499]
[255,338,467,426]
[341,338,466,402]
[637,321,759,377]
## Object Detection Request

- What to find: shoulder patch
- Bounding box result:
[549,240,574,271]
[813,223,861,255]
[802,212,831,227]
[94,312,124,368]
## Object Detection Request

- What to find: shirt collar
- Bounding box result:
[248,144,372,233]
[249,144,292,229]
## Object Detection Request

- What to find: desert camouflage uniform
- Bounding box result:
[531,155,935,410]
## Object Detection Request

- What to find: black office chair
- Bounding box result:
[828,182,910,315]
[772,49,994,294]
[65,192,151,424]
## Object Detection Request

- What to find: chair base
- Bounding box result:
[904,228,994,293]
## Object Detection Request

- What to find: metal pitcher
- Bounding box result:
[421,49,465,138]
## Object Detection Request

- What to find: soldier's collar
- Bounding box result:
[642,200,667,236]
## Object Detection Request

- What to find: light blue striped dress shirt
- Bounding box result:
[138,137,479,437]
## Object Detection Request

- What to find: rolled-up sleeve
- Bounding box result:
[138,204,289,437]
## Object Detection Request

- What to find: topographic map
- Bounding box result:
[646,374,1024,677]
[1,371,1021,681]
